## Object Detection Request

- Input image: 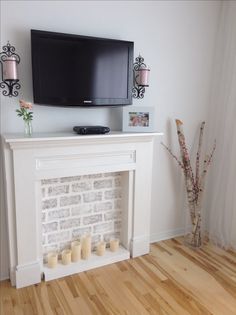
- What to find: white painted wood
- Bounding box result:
[43,246,130,281]
[3,131,161,288]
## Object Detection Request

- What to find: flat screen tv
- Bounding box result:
[31,29,134,107]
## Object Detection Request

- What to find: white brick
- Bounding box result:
[104,211,122,221]
[114,220,122,230]
[48,231,70,244]
[48,208,70,221]
[114,199,122,209]
[72,227,92,239]
[72,182,92,192]
[60,176,81,183]
[71,204,93,216]
[42,178,59,185]
[42,222,58,233]
[104,172,121,177]
[94,201,113,212]
[93,179,112,190]
[91,234,101,250]
[60,195,81,206]
[83,174,102,179]
[93,222,113,234]
[42,212,46,222]
[83,214,102,225]
[42,198,57,210]
[103,232,121,243]
[114,177,122,187]
[48,185,69,196]
[42,188,46,198]
[83,191,102,203]
[60,218,80,230]
[104,189,122,200]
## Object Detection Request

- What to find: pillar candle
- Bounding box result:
[81,234,91,260]
[71,241,81,262]
[62,249,72,265]
[110,239,119,252]
[3,57,18,80]
[47,252,58,268]
[96,241,106,256]
[136,68,150,86]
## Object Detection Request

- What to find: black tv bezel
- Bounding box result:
[31,29,134,107]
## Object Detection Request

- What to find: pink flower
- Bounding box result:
[19,100,32,110]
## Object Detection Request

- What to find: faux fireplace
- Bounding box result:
[3,131,161,288]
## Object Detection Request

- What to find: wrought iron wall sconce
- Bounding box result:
[132,55,150,99]
[0,42,21,97]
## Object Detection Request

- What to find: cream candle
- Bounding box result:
[3,57,18,80]
[71,241,81,262]
[47,252,58,268]
[110,239,119,252]
[61,249,72,265]
[81,234,91,260]
[96,241,106,256]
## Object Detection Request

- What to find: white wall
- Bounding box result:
[0,0,221,279]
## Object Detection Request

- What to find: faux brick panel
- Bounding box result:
[42,212,46,222]
[93,179,112,189]
[71,204,93,216]
[48,185,69,196]
[42,222,58,234]
[83,174,102,179]
[104,211,122,221]
[93,201,113,212]
[72,227,92,239]
[60,195,81,207]
[72,182,92,192]
[83,191,102,203]
[114,220,122,230]
[93,222,113,234]
[103,231,121,243]
[60,218,80,230]
[114,199,122,209]
[60,176,81,183]
[41,188,46,198]
[42,198,57,210]
[47,231,70,244]
[83,214,102,225]
[42,178,59,185]
[48,209,70,221]
[104,189,122,200]
[115,177,122,187]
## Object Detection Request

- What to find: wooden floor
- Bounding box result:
[1,238,236,315]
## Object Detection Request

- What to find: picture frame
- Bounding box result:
[122,106,155,132]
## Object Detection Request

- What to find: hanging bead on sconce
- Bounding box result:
[0,42,21,97]
[132,55,150,99]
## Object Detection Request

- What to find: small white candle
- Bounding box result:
[96,241,106,256]
[110,239,119,252]
[47,252,58,268]
[71,241,81,262]
[62,249,72,265]
[3,57,18,80]
[81,234,91,260]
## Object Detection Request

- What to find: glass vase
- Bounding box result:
[24,120,33,136]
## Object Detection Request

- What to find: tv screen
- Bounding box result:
[31,30,134,107]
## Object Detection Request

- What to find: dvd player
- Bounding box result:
[73,126,110,135]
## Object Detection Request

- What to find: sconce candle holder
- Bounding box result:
[0,42,21,97]
[132,55,150,99]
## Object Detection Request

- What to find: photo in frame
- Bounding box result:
[122,106,155,132]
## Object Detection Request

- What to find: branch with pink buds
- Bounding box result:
[161,119,216,247]
[16,100,33,122]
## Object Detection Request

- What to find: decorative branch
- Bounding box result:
[162,119,215,247]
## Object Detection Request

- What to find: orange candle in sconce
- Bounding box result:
[61,249,72,265]
[47,252,58,268]
[109,239,119,252]
[81,234,92,260]
[71,241,81,262]
[96,241,106,256]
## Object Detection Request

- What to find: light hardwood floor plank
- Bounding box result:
[1,238,236,315]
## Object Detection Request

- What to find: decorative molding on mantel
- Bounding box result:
[4,131,163,150]
[2,131,163,288]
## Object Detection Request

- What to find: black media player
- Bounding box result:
[73,126,110,135]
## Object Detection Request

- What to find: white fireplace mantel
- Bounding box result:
[2,131,162,288]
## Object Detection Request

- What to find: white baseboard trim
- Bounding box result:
[150,227,185,244]
[0,275,9,281]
